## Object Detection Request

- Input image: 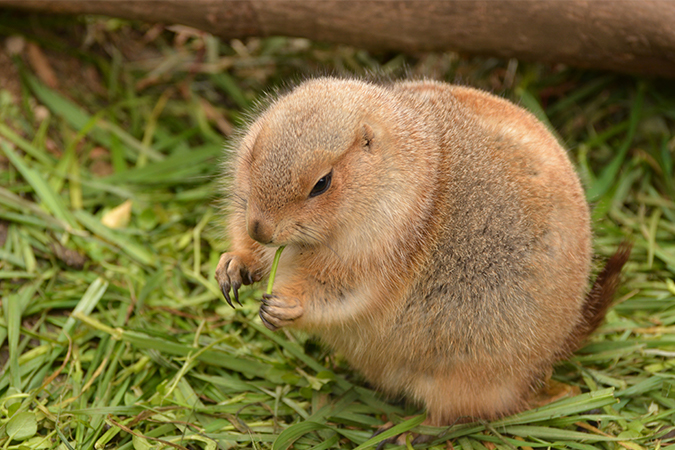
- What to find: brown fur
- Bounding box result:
[559,242,633,357]
[215,77,630,426]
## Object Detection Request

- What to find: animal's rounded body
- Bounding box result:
[216,78,627,425]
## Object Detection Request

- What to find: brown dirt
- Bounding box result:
[0,38,22,103]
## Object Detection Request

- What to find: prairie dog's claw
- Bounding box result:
[222,285,234,308]
[259,293,303,330]
[216,253,251,307]
[232,281,242,306]
[259,308,279,331]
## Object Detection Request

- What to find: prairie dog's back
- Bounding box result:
[329,81,592,419]
[403,80,590,353]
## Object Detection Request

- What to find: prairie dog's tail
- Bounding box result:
[564,242,632,354]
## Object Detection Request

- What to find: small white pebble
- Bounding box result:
[5,35,25,55]
[34,105,50,122]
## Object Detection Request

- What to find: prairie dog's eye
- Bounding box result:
[309,171,332,197]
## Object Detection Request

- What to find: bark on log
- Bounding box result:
[2,0,675,78]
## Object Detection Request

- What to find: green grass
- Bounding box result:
[1,13,674,450]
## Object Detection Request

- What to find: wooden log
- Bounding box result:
[2,0,675,78]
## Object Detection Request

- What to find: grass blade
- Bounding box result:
[60,278,109,343]
[586,81,646,201]
[73,210,156,267]
[1,141,78,229]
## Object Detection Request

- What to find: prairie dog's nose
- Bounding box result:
[247,209,274,244]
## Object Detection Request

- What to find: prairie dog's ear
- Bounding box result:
[361,123,375,151]
[239,120,263,164]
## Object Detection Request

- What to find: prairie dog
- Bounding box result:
[215,77,630,426]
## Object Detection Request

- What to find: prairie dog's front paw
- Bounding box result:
[259,294,304,331]
[215,252,254,308]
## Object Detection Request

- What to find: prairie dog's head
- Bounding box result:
[231,78,402,248]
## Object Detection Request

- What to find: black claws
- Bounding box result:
[261,293,273,304]
[221,285,234,308]
[260,294,279,331]
[232,281,242,306]
[221,282,242,308]
[217,256,250,308]
[259,308,278,331]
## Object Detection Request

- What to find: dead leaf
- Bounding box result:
[482,440,496,450]
[514,436,534,450]
[101,199,133,229]
[50,242,88,270]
